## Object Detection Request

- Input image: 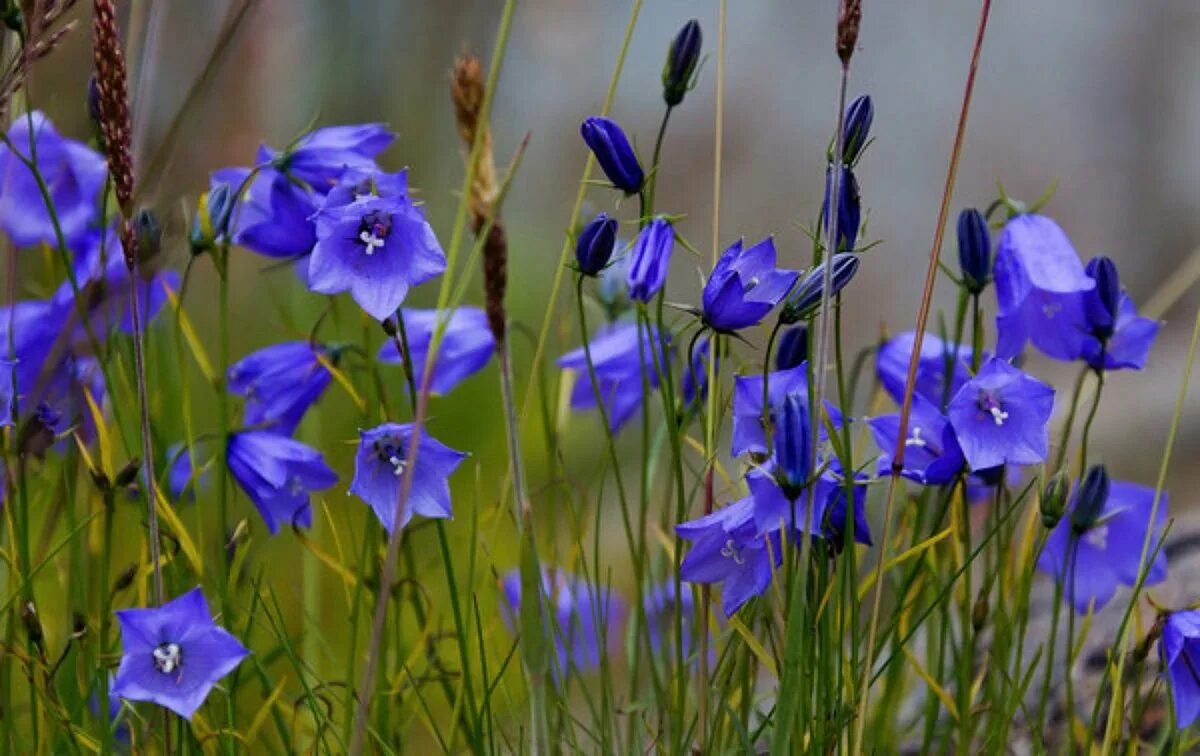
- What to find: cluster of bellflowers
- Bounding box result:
[547,18,1200,728]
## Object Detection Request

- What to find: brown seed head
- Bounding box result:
[91,0,135,222]
[836,0,862,67]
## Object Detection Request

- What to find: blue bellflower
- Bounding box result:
[747,465,872,547]
[377,307,496,395]
[957,207,991,294]
[701,237,799,332]
[228,342,333,435]
[580,117,644,194]
[56,230,178,338]
[262,123,395,191]
[1074,256,1159,371]
[868,393,965,485]
[350,422,467,533]
[821,167,861,252]
[876,331,973,408]
[677,497,782,617]
[165,443,207,502]
[1036,478,1167,613]
[1161,610,1200,729]
[575,213,618,276]
[557,322,669,433]
[947,357,1053,471]
[0,112,107,248]
[112,587,249,720]
[729,363,843,458]
[993,213,1095,360]
[775,325,808,371]
[226,431,337,533]
[214,167,318,261]
[627,218,674,302]
[643,580,700,660]
[308,169,446,321]
[782,253,860,322]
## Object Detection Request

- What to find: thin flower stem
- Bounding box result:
[854,3,992,748]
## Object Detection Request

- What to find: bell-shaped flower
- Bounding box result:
[580,116,644,194]
[701,237,798,332]
[946,357,1053,471]
[677,497,781,617]
[226,431,337,534]
[627,217,674,303]
[876,331,973,409]
[1161,609,1200,729]
[868,393,965,485]
[557,322,669,433]
[377,307,495,395]
[261,122,394,191]
[350,422,467,533]
[730,363,842,458]
[227,341,333,435]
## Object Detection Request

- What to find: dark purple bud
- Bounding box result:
[956,208,991,294]
[575,213,618,276]
[1070,464,1110,534]
[663,20,702,107]
[1085,256,1121,340]
[1040,471,1069,529]
[781,253,860,323]
[821,166,861,252]
[627,217,674,302]
[87,76,102,129]
[580,117,644,195]
[772,393,811,500]
[135,209,162,263]
[841,95,873,164]
[775,325,809,371]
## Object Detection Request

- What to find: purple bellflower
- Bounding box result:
[0,112,107,248]
[1073,256,1159,371]
[627,217,674,302]
[868,393,965,486]
[946,357,1053,471]
[993,214,1096,360]
[214,167,319,261]
[730,363,842,458]
[1037,476,1167,613]
[580,116,644,194]
[747,465,872,547]
[111,587,249,720]
[701,237,799,332]
[557,322,669,433]
[775,325,809,371]
[308,168,446,320]
[377,307,496,395]
[1161,610,1200,729]
[677,497,782,617]
[227,341,333,435]
[350,422,467,533]
[821,167,861,252]
[262,123,395,192]
[876,331,973,409]
[226,431,337,534]
[644,580,700,660]
[575,213,618,276]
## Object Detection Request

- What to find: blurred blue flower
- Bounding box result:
[377,307,495,395]
[226,431,337,534]
[868,393,965,485]
[0,112,107,248]
[643,580,700,660]
[627,218,674,302]
[55,230,178,337]
[730,363,842,458]
[677,497,781,617]
[349,422,467,533]
[165,443,207,502]
[993,214,1095,360]
[1161,609,1200,729]
[557,322,669,433]
[112,587,249,720]
[947,358,1053,471]
[702,237,798,332]
[228,341,333,435]
[1036,478,1167,613]
[681,337,711,406]
[262,123,395,192]
[876,330,973,409]
[0,299,64,399]
[580,116,644,194]
[597,253,633,319]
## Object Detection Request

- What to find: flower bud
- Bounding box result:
[626,217,674,302]
[1070,464,1110,534]
[134,208,162,264]
[580,116,644,195]
[772,393,811,500]
[821,166,861,252]
[21,601,44,652]
[87,76,103,131]
[841,95,873,164]
[575,213,618,276]
[189,182,234,254]
[662,20,702,107]
[1085,256,1121,340]
[775,325,809,371]
[956,208,991,294]
[781,253,860,323]
[1040,471,1069,529]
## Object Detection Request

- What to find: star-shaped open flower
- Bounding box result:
[677,497,781,617]
[1161,609,1200,729]
[228,341,333,435]
[226,431,338,533]
[350,422,467,533]
[701,237,798,332]
[946,357,1053,471]
[868,393,965,485]
[111,587,249,720]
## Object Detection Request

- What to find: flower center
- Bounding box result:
[905,426,927,448]
[977,394,1008,426]
[374,437,407,477]
[286,476,306,496]
[358,210,392,256]
[1083,524,1109,550]
[152,642,182,674]
[720,538,745,565]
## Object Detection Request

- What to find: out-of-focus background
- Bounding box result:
[29,1,1200,561]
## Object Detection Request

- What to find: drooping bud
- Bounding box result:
[580,116,644,195]
[1040,471,1070,529]
[781,253,860,323]
[956,208,991,295]
[772,393,811,500]
[21,601,44,653]
[575,213,618,276]
[1070,464,1111,534]
[626,217,674,302]
[134,208,162,264]
[18,402,61,460]
[662,19,702,108]
[841,95,873,164]
[1084,256,1121,340]
[775,325,809,371]
[821,166,861,252]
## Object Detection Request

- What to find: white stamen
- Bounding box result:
[720,538,745,565]
[905,426,927,448]
[152,642,182,674]
[359,230,385,256]
[988,406,1009,426]
[388,455,406,477]
[1084,524,1109,550]
[287,476,305,495]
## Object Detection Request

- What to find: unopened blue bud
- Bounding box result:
[772,393,811,500]
[663,20,702,107]
[1070,464,1110,534]
[956,208,991,294]
[1040,471,1070,529]
[627,217,674,302]
[781,253,860,323]
[575,213,618,276]
[775,325,809,371]
[1085,256,1121,340]
[841,95,873,164]
[190,182,234,254]
[821,167,861,252]
[580,116,644,195]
